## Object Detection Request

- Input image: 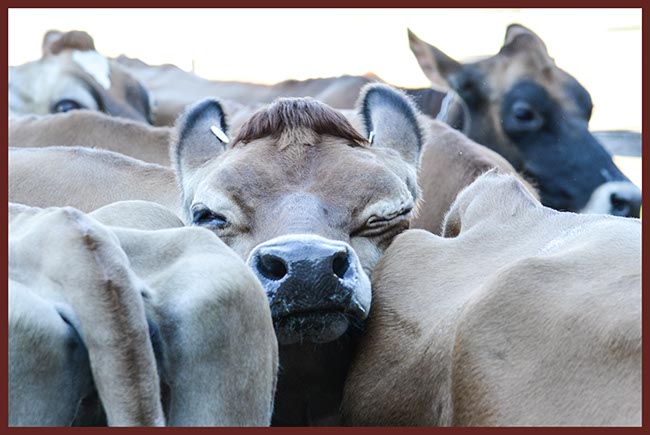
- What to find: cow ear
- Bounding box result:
[500,23,550,58]
[173,98,230,183]
[407,28,461,91]
[93,63,154,124]
[358,84,424,167]
[42,30,95,56]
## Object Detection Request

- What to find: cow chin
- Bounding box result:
[273,310,350,345]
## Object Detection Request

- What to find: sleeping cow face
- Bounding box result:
[173,85,423,346]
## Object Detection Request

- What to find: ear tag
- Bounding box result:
[210,125,230,144]
[368,130,375,144]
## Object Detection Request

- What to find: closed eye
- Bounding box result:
[367,206,413,225]
[191,205,229,229]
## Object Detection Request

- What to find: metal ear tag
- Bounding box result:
[368,130,375,144]
[210,125,230,144]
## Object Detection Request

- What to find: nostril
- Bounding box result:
[332,251,350,280]
[257,254,288,281]
[610,192,631,214]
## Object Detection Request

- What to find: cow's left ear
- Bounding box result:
[358,83,425,167]
[173,98,230,183]
[500,23,550,59]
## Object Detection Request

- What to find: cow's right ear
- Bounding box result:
[173,98,230,184]
[407,28,461,91]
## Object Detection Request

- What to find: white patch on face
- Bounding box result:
[580,181,641,215]
[72,50,111,89]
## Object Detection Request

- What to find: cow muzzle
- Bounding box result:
[580,181,642,218]
[247,234,371,345]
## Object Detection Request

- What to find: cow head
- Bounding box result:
[408,24,640,217]
[173,84,423,345]
[9,30,153,124]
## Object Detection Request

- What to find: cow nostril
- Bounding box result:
[332,251,350,280]
[257,254,288,281]
[610,193,631,215]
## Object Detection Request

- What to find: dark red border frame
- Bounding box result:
[2,3,646,433]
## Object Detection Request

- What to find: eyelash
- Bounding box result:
[352,207,413,237]
[191,205,229,229]
[368,207,413,224]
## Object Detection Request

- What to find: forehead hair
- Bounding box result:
[230,97,370,149]
[45,31,96,55]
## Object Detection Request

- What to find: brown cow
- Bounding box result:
[116,54,378,126]
[8,100,259,167]
[407,24,641,217]
[9,93,531,237]
[9,84,426,425]
[9,200,278,426]
[9,30,153,123]
[342,171,641,426]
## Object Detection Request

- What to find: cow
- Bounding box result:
[9,200,278,426]
[407,24,641,217]
[9,30,153,123]
[9,86,532,239]
[341,171,641,426]
[9,112,174,166]
[115,54,379,126]
[14,27,637,218]
[117,54,467,131]
[8,99,260,167]
[9,83,427,424]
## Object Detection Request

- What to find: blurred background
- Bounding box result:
[8,8,642,184]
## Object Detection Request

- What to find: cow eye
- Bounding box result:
[366,206,413,226]
[513,101,535,122]
[192,205,229,229]
[53,99,82,113]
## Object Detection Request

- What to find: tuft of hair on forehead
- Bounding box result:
[43,30,96,56]
[230,97,370,149]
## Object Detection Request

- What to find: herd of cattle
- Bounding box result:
[7,24,641,426]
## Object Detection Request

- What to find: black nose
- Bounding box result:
[248,236,366,318]
[256,253,289,281]
[610,191,642,218]
[255,247,351,283]
[247,235,371,345]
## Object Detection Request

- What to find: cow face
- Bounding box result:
[173,84,423,345]
[9,30,153,124]
[408,24,640,217]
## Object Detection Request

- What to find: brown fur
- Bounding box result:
[43,30,96,55]
[9,146,180,214]
[117,54,379,126]
[10,201,278,426]
[10,112,172,165]
[9,89,539,425]
[408,24,591,168]
[231,98,369,149]
[412,117,538,234]
[342,172,641,426]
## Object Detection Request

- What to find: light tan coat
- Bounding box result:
[9,200,278,426]
[342,172,641,426]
